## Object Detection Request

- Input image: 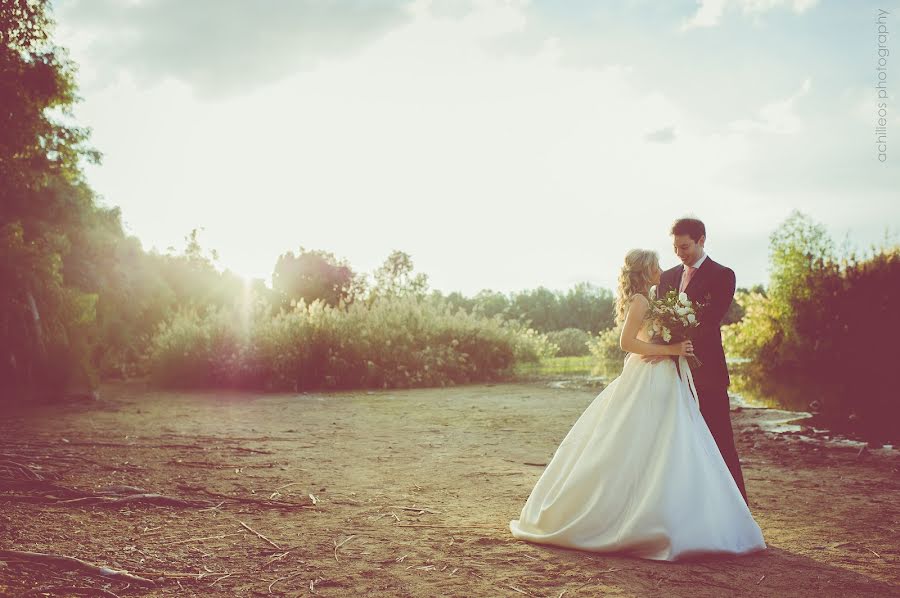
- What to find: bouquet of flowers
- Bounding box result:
[647,287,706,368]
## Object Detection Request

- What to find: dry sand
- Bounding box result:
[1,378,897,597]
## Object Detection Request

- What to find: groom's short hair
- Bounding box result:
[670,218,705,242]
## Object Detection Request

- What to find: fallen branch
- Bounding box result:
[5,440,273,454]
[55,493,209,508]
[0,479,97,497]
[22,586,121,598]
[0,493,55,503]
[239,521,282,550]
[0,549,155,586]
[0,459,45,481]
[0,451,103,466]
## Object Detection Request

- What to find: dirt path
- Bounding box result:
[1,379,898,597]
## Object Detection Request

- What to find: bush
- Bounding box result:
[587,325,626,363]
[724,211,899,439]
[148,293,558,391]
[546,327,592,357]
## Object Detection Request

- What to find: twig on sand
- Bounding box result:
[261,550,294,569]
[268,571,305,593]
[386,505,442,514]
[177,484,312,509]
[163,532,243,546]
[239,521,282,550]
[572,570,620,592]
[468,570,538,597]
[393,524,496,528]
[0,550,155,586]
[333,534,356,563]
[273,481,300,492]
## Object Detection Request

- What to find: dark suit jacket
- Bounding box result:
[658,256,736,390]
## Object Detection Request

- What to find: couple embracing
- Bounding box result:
[509,217,766,561]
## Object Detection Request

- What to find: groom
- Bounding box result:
[645,217,749,505]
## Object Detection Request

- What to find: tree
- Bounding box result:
[471,289,510,319]
[559,282,615,332]
[0,0,110,400]
[369,250,429,302]
[272,247,356,309]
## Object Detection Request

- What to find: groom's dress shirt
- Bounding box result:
[679,252,707,293]
[689,252,708,269]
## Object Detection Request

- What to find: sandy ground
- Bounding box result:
[1,378,898,597]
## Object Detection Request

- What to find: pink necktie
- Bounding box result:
[679,266,696,293]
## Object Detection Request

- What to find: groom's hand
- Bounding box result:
[641,354,668,364]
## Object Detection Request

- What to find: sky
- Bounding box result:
[51,0,899,296]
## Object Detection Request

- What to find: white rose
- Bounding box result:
[678,292,689,305]
[687,313,696,324]
[676,307,688,316]
[662,327,672,342]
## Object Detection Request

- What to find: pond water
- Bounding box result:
[728,363,897,445]
[516,357,898,445]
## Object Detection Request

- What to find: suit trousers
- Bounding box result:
[694,381,749,505]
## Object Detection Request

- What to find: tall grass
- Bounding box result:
[148,294,558,391]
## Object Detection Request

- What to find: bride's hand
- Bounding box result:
[675,340,694,357]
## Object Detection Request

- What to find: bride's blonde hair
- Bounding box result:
[615,249,660,324]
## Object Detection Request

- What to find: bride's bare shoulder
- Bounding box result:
[629,293,650,307]
[626,293,650,316]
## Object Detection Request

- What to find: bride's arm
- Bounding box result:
[619,295,693,357]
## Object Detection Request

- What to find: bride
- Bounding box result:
[509,249,766,561]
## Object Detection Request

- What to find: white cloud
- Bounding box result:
[681,0,819,31]
[728,78,811,135]
[55,0,415,98]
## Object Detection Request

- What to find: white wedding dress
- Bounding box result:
[509,322,766,561]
